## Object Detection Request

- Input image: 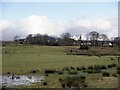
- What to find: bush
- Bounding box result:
[30,69,40,73]
[45,73,49,76]
[81,66,86,70]
[94,65,106,70]
[80,45,89,50]
[87,66,94,70]
[76,67,81,71]
[61,82,66,88]
[102,72,110,77]
[112,74,117,77]
[107,64,112,68]
[64,76,87,88]
[64,67,70,71]
[117,57,120,60]
[59,78,64,82]
[31,70,37,73]
[80,76,86,83]
[86,65,107,74]
[70,66,75,70]
[94,65,101,70]
[110,57,115,60]
[42,81,47,86]
[44,69,55,74]
[111,63,117,67]
[59,78,65,88]
[7,72,11,74]
[57,70,64,75]
[82,83,88,88]
[101,65,107,69]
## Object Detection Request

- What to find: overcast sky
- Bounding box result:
[0,1,118,40]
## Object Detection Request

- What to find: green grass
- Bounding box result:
[2,45,119,88]
[2,45,118,74]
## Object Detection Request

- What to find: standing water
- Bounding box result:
[1,75,44,87]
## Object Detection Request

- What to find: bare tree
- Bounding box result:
[13,35,20,45]
[61,32,71,39]
[26,34,33,44]
[60,32,75,46]
[99,34,108,41]
[87,31,99,46]
[114,37,120,46]
[43,34,49,44]
[99,34,108,46]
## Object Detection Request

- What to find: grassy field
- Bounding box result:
[2,45,119,88]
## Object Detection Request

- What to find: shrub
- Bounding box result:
[59,78,64,82]
[30,69,40,73]
[112,74,117,77]
[66,53,70,55]
[42,81,47,86]
[76,53,80,55]
[110,57,115,60]
[80,76,86,83]
[7,72,11,74]
[59,78,65,88]
[80,45,89,50]
[87,66,93,70]
[64,76,87,88]
[117,57,120,60]
[102,72,110,77]
[64,67,70,71]
[61,82,65,88]
[76,67,81,71]
[44,69,55,74]
[45,73,49,76]
[94,65,106,70]
[82,83,88,88]
[107,64,112,68]
[81,66,86,70]
[94,65,100,70]
[101,65,107,69]
[111,63,117,67]
[87,65,101,73]
[57,70,64,75]
[31,70,37,73]
[70,66,75,70]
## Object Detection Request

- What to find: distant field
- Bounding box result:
[2,45,119,88]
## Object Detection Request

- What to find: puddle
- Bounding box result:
[1,75,44,87]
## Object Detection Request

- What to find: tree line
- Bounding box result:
[13,31,120,46]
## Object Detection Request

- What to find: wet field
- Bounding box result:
[1,75,44,87]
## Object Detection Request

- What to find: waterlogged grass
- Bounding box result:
[2,45,119,88]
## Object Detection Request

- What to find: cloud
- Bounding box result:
[0,15,118,40]
[1,15,65,40]
[66,18,118,39]
[15,15,65,35]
